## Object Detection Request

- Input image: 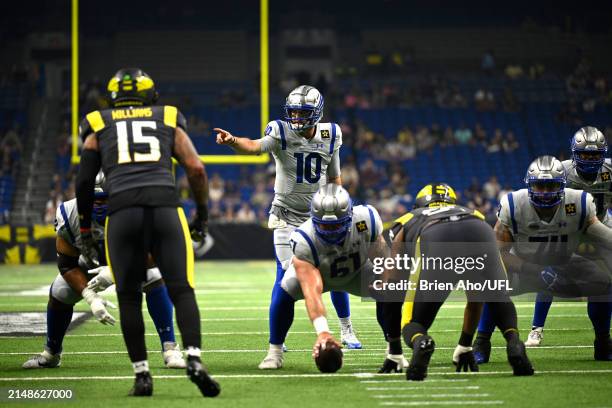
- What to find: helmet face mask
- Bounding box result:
[310,185,352,245]
[525,155,567,209]
[283,85,324,132]
[571,126,608,174]
[107,68,158,108]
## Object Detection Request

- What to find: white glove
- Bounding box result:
[87,266,114,292]
[452,344,472,364]
[81,288,116,325]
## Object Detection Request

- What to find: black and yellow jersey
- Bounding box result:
[388,205,485,244]
[79,105,187,211]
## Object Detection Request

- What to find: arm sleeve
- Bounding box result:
[75,149,102,230]
[176,110,188,131]
[258,121,281,153]
[327,149,341,179]
[78,117,92,141]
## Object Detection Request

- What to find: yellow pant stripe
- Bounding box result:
[401,237,422,329]
[104,216,115,282]
[86,111,105,132]
[163,106,178,128]
[177,208,195,288]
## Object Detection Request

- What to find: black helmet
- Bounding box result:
[107,67,158,107]
[413,182,457,209]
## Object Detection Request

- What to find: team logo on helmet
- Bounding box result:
[107,67,158,107]
[311,185,352,245]
[413,183,457,209]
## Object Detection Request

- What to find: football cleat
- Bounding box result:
[128,372,153,396]
[507,338,535,376]
[594,337,612,361]
[258,350,284,369]
[378,354,409,373]
[187,357,221,397]
[472,336,492,364]
[163,342,186,369]
[524,327,544,347]
[340,324,362,349]
[406,335,435,381]
[22,349,61,369]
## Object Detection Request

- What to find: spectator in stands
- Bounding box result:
[441,125,455,147]
[235,202,257,223]
[222,205,236,223]
[250,181,271,210]
[360,158,382,189]
[487,129,503,153]
[341,156,360,196]
[474,87,496,111]
[430,123,443,144]
[504,64,524,79]
[449,86,468,108]
[209,173,225,204]
[502,131,520,153]
[474,123,488,147]
[482,175,501,201]
[415,125,434,153]
[454,122,473,145]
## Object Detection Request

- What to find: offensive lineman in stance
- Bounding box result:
[75,68,220,397]
[280,185,407,372]
[215,85,361,371]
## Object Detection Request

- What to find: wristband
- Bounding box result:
[313,316,330,335]
[81,287,97,305]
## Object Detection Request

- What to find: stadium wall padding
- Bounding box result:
[0,224,274,263]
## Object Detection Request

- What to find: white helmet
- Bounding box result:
[284,85,324,131]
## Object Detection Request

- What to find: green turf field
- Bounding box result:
[0,261,610,407]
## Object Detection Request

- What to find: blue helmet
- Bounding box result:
[93,171,108,224]
[283,85,324,132]
[524,156,567,209]
[571,126,608,175]
[311,185,352,245]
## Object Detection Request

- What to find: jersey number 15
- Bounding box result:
[116,121,161,164]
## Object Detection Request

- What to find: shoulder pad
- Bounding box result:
[79,111,106,140]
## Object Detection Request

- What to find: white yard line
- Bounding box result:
[378,401,504,406]
[372,394,491,398]
[3,369,612,383]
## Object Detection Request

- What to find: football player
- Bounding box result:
[278,185,407,372]
[474,156,612,363]
[75,68,219,397]
[525,127,611,346]
[215,85,361,371]
[388,183,533,380]
[22,172,185,369]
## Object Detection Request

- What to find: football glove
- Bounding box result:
[80,229,100,268]
[87,266,114,292]
[452,345,478,372]
[81,288,116,325]
[189,205,209,243]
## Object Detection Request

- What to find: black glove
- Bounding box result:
[189,205,208,243]
[80,229,101,268]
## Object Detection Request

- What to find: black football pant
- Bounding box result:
[105,206,200,363]
[401,218,518,346]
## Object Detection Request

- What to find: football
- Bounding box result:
[314,340,343,373]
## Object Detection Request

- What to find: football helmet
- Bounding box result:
[524,155,566,208]
[413,183,457,209]
[311,184,352,245]
[93,171,108,224]
[107,67,158,107]
[571,126,608,174]
[284,85,324,131]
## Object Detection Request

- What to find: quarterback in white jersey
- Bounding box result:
[282,185,406,372]
[22,173,185,370]
[215,85,361,370]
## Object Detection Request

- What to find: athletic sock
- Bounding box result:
[330,291,350,319]
[133,360,149,374]
[45,302,73,355]
[477,303,496,335]
[145,285,176,347]
[532,292,554,328]
[269,283,295,345]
